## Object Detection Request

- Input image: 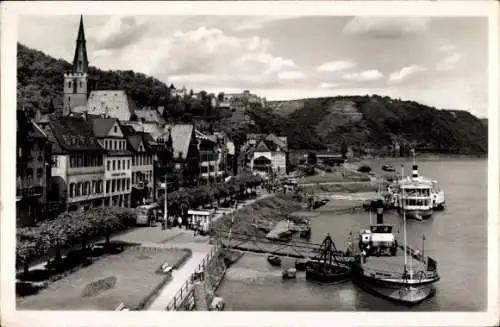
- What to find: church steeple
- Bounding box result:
[73,15,89,74]
[63,15,90,115]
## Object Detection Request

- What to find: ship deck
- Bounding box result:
[358,246,427,277]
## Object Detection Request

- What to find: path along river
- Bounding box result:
[217,158,488,311]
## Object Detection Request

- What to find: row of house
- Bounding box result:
[15,15,286,226]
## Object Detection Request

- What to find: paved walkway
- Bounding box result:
[147,250,209,310]
[19,190,272,310]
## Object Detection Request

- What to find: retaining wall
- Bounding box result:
[166,244,228,311]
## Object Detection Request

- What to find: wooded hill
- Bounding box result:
[17,43,488,155]
[266,95,488,155]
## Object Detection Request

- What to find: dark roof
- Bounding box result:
[121,125,136,137]
[87,117,120,138]
[48,115,102,153]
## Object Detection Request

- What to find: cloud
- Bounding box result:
[319,82,342,89]
[342,69,384,81]
[92,16,150,51]
[343,17,430,38]
[278,71,306,81]
[439,44,457,52]
[232,16,304,31]
[389,65,425,83]
[436,52,463,71]
[316,60,357,72]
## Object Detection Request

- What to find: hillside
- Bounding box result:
[17,44,487,155]
[266,95,488,155]
[17,43,171,115]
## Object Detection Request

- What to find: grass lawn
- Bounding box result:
[17,247,190,310]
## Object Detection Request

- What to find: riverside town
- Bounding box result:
[15,15,488,312]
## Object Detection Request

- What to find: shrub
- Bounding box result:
[81,276,117,298]
[357,165,372,173]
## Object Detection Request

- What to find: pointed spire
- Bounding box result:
[72,15,89,74]
[77,15,86,42]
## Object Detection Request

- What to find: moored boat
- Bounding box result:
[305,234,351,285]
[351,193,440,305]
[295,258,310,271]
[267,255,282,266]
[394,150,446,219]
[382,164,396,172]
[282,267,297,279]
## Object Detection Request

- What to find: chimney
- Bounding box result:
[412,164,419,179]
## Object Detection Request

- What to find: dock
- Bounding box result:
[266,220,293,240]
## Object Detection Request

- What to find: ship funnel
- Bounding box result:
[412,164,419,178]
[376,199,384,224]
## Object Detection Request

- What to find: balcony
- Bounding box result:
[16,186,43,199]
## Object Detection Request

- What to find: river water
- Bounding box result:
[217,159,488,311]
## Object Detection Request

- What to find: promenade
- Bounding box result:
[19,190,272,311]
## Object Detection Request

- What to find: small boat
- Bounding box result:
[382,164,396,172]
[267,255,282,266]
[282,267,297,279]
[305,234,351,284]
[295,258,310,271]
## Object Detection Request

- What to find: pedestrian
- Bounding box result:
[177,216,182,229]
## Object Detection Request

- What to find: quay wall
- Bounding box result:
[166,245,228,311]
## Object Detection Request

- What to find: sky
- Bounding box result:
[18,15,489,117]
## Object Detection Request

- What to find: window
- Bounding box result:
[106,180,110,194]
[107,161,111,170]
[114,126,118,133]
[127,159,130,169]
[127,178,130,190]
[76,182,81,197]
[105,140,108,149]
[80,81,82,88]
[118,160,121,170]
[70,183,75,197]
[68,81,72,88]
[36,168,43,184]
[112,180,116,192]
[117,179,121,191]
[113,160,116,170]
[52,156,58,168]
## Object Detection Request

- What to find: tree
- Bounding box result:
[217,92,225,102]
[307,152,317,165]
